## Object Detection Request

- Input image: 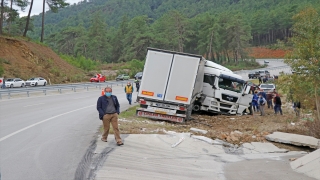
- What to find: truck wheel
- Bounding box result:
[193,104,200,112]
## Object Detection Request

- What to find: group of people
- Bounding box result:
[96,79,141,146]
[251,89,282,116]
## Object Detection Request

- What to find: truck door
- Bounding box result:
[203,74,216,97]
[237,84,253,114]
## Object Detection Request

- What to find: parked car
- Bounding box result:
[26,77,47,86]
[134,72,143,80]
[248,71,260,79]
[264,60,269,64]
[116,74,130,81]
[5,78,26,88]
[258,70,271,77]
[90,74,106,82]
[259,83,276,92]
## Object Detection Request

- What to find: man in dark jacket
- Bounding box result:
[266,91,273,109]
[97,87,123,146]
[274,94,283,115]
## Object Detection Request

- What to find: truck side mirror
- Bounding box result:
[212,85,216,89]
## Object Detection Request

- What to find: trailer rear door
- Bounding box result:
[138,50,173,100]
[164,54,201,104]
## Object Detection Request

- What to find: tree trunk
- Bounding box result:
[40,0,45,42]
[315,86,320,121]
[0,0,4,35]
[7,0,13,34]
[23,0,34,37]
[208,30,214,60]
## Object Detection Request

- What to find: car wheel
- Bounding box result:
[35,82,38,86]
[21,83,24,87]
[44,82,46,86]
[10,84,13,88]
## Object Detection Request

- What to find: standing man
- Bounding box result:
[1,76,5,89]
[258,76,262,84]
[266,91,273,109]
[97,87,123,146]
[124,82,134,105]
[274,94,283,115]
[258,93,267,116]
[134,79,140,92]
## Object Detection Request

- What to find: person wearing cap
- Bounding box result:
[97,87,123,146]
[124,82,134,105]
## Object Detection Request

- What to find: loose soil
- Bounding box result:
[248,47,289,59]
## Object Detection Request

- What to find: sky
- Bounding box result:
[19,0,83,16]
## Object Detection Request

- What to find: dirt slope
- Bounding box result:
[0,36,85,83]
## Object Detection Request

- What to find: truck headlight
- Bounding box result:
[211,101,218,105]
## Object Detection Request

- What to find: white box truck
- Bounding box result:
[136,48,252,122]
[136,48,205,122]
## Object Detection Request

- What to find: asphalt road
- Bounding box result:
[0,85,136,180]
[237,59,292,81]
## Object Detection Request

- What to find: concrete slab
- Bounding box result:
[266,132,320,149]
[225,155,316,180]
[190,127,208,134]
[93,134,313,180]
[242,142,288,153]
[290,149,320,179]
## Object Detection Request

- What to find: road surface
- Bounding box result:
[0,85,136,180]
[236,59,292,81]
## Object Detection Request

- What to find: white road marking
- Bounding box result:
[0,104,95,142]
[24,103,45,107]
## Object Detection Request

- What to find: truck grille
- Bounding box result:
[220,103,232,108]
[221,94,238,103]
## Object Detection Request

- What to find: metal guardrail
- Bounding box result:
[0,80,133,99]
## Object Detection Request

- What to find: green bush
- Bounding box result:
[60,54,98,71]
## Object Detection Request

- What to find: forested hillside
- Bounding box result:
[26,0,320,63]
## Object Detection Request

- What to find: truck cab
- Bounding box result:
[199,61,252,115]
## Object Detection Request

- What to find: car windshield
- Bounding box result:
[218,77,244,93]
[261,84,274,88]
[28,78,38,80]
[6,79,13,82]
[136,72,142,76]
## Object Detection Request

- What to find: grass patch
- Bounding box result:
[224,60,266,71]
[119,105,140,119]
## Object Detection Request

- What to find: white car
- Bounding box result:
[259,83,276,92]
[26,77,47,86]
[5,78,26,88]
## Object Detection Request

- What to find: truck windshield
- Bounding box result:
[218,78,243,93]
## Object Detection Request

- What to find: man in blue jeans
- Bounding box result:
[124,82,134,105]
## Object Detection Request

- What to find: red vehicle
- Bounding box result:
[90,74,106,82]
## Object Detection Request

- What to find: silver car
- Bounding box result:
[26,77,47,86]
[5,78,26,88]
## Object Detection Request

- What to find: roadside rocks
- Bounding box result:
[219,131,270,144]
[190,127,208,134]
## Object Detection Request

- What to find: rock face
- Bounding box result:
[265,132,320,149]
[290,149,320,180]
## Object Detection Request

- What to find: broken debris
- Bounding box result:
[190,127,208,134]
